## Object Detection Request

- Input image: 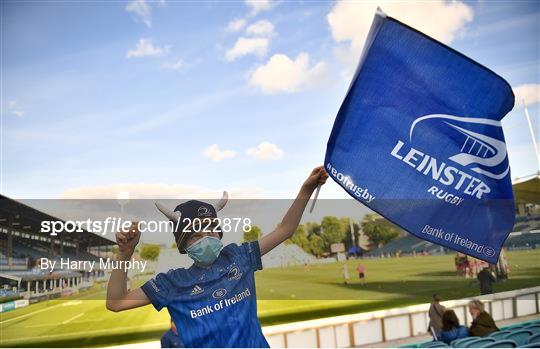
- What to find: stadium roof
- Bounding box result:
[512,172,540,205]
[0,270,81,282]
[0,194,114,247]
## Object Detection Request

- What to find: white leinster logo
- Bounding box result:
[410,114,509,180]
[228,265,242,280]
[197,206,211,217]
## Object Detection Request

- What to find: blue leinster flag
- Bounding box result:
[325,9,515,263]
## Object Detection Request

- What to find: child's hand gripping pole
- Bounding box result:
[309,183,322,214]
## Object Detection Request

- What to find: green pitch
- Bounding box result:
[1,250,539,347]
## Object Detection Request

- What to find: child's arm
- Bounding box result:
[106,222,151,312]
[259,166,328,256]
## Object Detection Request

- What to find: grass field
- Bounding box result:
[1,250,539,347]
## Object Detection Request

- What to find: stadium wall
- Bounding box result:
[262,286,540,347]
[0,298,28,313]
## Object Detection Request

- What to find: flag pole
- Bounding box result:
[523,102,540,171]
[309,183,322,213]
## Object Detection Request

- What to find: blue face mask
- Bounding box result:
[186,236,223,266]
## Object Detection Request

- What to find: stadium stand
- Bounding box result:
[364,233,447,257]
[365,215,540,258]
[407,319,540,348]
[0,195,114,303]
[262,243,333,268]
[155,243,333,271]
[363,174,540,258]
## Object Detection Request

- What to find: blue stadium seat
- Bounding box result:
[483,340,517,348]
[422,342,449,348]
[487,330,512,340]
[419,341,442,348]
[462,338,495,347]
[451,337,479,347]
[503,329,534,346]
[504,324,524,330]
[528,333,540,344]
[524,324,540,333]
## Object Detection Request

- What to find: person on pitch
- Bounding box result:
[106,166,328,348]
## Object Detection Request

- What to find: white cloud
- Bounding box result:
[7,100,25,117]
[162,59,184,70]
[126,0,152,27]
[249,53,328,94]
[225,37,268,61]
[203,144,237,161]
[245,0,275,16]
[227,18,246,32]
[126,38,169,58]
[246,20,275,36]
[513,83,540,107]
[327,1,474,79]
[246,141,284,161]
[60,184,263,199]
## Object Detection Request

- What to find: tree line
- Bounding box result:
[243,214,404,257]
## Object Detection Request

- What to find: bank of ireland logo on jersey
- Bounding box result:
[212,288,227,299]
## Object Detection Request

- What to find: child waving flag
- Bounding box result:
[106,166,328,348]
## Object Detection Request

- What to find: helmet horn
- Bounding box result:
[214,191,228,212]
[155,202,182,221]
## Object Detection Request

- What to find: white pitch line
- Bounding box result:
[62,313,84,325]
[24,318,101,329]
[0,292,105,325]
[1,322,168,345]
[0,303,63,325]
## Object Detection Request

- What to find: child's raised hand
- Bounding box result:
[303,165,329,191]
[115,221,141,258]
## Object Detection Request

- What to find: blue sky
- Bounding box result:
[2,0,539,200]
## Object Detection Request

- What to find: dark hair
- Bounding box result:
[442,310,460,331]
[433,293,441,302]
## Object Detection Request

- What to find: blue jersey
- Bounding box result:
[141,241,269,348]
[161,329,184,348]
[440,326,468,344]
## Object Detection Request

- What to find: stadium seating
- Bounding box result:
[528,333,540,343]
[521,343,540,348]
[369,216,539,257]
[504,330,535,346]
[505,232,540,250]
[484,339,518,347]
[488,330,512,340]
[421,342,449,348]
[406,319,540,348]
[450,337,479,347]
[524,324,540,333]
[365,234,446,257]
[262,243,319,268]
[462,338,495,347]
